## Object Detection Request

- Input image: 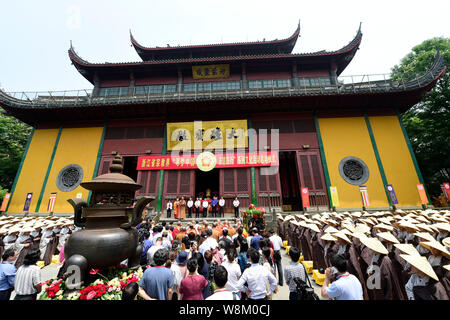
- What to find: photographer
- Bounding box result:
[321,253,363,300]
[284,247,306,300]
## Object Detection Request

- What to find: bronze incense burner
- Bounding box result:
[65,155,153,286]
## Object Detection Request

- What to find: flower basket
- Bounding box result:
[38,265,144,300]
[241,205,266,233]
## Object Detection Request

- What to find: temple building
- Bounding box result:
[0,22,446,215]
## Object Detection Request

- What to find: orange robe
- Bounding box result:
[179,200,186,219]
[174,201,180,219]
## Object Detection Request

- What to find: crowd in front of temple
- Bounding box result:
[165,196,240,219]
[279,208,450,300]
[133,218,287,300]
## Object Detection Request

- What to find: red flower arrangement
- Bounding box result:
[45,280,63,298]
[79,283,108,300]
[119,274,139,290]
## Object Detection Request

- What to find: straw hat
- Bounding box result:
[442,237,450,248]
[415,216,429,224]
[284,215,295,221]
[399,221,420,232]
[0,228,9,235]
[324,226,339,233]
[333,231,352,244]
[342,224,356,233]
[351,212,362,218]
[339,228,353,237]
[419,241,450,258]
[430,215,447,223]
[444,265,450,272]
[21,226,35,233]
[377,232,400,244]
[354,224,371,234]
[399,254,439,281]
[360,219,375,226]
[373,223,394,232]
[415,224,434,233]
[432,223,450,233]
[414,232,436,243]
[326,219,339,226]
[8,226,21,234]
[352,231,368,240]
[394,244,420,256]
[360,237,389,255]
[305,224,320,233]
[321,233,337,242]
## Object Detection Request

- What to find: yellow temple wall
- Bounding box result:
[7,129,59,213]
[38,127,103,213]
[318,116,389,209]
[368,115,422,206]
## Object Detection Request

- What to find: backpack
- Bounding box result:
[293,264,320,300]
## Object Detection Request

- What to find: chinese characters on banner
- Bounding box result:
[416,184,429,204]
[301,187,310,208]
[192,64,230,80]
[167,120,248,151]
[359,186,370,207]
[137,152,279,170]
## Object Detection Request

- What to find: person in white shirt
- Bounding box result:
[166,200,173,218]
[237,248,277,300]
[268,229,284,286]
[198,229,218,255]
[202,198,209,218]
[194,198,201,218]
[218,197,225,218]
[221,248,242,297]
[147,237,163,266]
[206,266,237,300]
[187,197,194,218]
[233,197,240,218]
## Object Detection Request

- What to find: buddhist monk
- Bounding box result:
[362,237,406,300]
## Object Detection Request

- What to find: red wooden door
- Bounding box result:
[220,168,251,210]
[296,151,329,210]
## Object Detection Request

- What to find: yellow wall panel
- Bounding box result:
[7,129,59,213]
[38,127,103,213]
[318,117,389,208]
[369,116,421,206]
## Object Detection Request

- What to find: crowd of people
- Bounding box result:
[1,206,449,301]
[134,218,287,300]
[166,196,240,219]
[0,215,78,300]
[279,208,450,300]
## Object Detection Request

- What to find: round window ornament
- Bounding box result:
[56,164,84,192]
[339,157,369,186]
[196,152,217,172]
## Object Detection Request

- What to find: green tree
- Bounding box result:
[0,108,32,191]
[391,37,450,198]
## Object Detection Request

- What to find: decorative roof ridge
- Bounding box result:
[68,24,362,68]
[130,21,301,54]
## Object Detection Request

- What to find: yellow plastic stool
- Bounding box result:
[312,269,325,285]
[298,255,304,262]
[302,261,313,274]
[286,246,291,254]
[282,240,288,248]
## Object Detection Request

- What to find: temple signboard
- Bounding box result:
[192,64,230,80]
[167,120,248,150]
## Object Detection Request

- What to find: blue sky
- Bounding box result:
[0,0,448,92]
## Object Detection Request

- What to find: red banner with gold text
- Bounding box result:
[137,152,278,170]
